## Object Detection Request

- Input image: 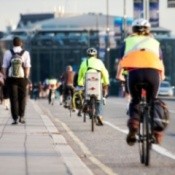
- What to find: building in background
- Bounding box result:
[0,3,175,94]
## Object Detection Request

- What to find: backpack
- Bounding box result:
[151,98,170,131]
[8,49,25,78]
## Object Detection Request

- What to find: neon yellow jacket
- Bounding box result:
[78,57,109,86]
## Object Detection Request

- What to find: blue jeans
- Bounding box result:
[95,98,103,117]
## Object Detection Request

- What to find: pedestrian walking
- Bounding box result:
[2,37,31,124]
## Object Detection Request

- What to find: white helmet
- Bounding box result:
[132,18,151,28]
[87,47,97,56]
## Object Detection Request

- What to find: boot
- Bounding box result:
[126,118,139,146]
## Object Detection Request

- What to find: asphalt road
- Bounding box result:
[37,97,175,175]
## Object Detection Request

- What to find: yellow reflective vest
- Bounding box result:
[78,57,109,86]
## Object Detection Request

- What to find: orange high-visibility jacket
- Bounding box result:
[120,35,164,71]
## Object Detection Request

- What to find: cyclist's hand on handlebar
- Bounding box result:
[116,74,125,82]
[103,85,109,98]
[75,86,84,91]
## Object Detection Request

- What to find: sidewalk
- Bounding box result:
[0,99,93,175]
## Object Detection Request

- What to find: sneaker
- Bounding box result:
[126,131,137,146]
[11,121,18,125]
[96,116,103,126]
[19,117,25,124]
[77,111,82,117]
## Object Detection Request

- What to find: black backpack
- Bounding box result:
[151,98,170,131]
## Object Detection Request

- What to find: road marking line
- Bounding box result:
[32,101,94,175]
[104,120,175,160]
[55,118,118,175]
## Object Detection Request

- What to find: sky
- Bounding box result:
[0,0,133,31]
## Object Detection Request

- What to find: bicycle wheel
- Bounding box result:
[90,97,96,132]
[140,111,151,166]
[145,110,151,166]
[69,96,72,117]
[139,121,144,164]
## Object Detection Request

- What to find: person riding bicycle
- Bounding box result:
[78,47,109,125]
[116,18,165,145]
[48,78,57,104]
[61,65,75,107]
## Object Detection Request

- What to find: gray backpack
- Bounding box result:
[8,49,25,78]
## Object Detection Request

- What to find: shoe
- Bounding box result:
[77,111,82,117]
[19,117,25,124]
[154,131,163,144]
[126,131,137,146]
[96,116,103,126]
[11,121,18,125]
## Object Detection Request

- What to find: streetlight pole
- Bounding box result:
[122,0,127,39]
[106,0,110,70]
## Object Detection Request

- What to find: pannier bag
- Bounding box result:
[151,98,170,131]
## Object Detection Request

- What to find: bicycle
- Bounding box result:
[72,86,84,118]
[63,86,74,117]
[137,85,155,166]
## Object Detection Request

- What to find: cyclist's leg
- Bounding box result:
[63,85,69,107]
[126,70,142,145]
[95,96,104,126]
[48,89,51,104]
[145,69,163,144]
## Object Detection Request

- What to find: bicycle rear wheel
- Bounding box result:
[90,98,96,132]
[139,111,151,166]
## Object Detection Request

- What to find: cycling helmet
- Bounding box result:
[132,18,151,28]
[87,47,97,56]
[132,18,151,33]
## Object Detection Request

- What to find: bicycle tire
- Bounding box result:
[139,120,144,164]
[69,96,72,117]
[90,97,96,132]
[142,110,151,166]
[145,110,151,166]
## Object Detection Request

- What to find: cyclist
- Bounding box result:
[48,78,57,104]
[78,47,109,125]
[116,18,165,145]
[61,65,75,107]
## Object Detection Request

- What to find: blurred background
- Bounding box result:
[0,0,175,96]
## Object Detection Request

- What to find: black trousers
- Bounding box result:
[128,68,160,119]
[7,78,28,121]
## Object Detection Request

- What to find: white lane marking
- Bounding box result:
[104,121,128,134]
[32,101,94,175]
[169,110,175,114]
[55,118,118,175]
[104,120,175,160]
